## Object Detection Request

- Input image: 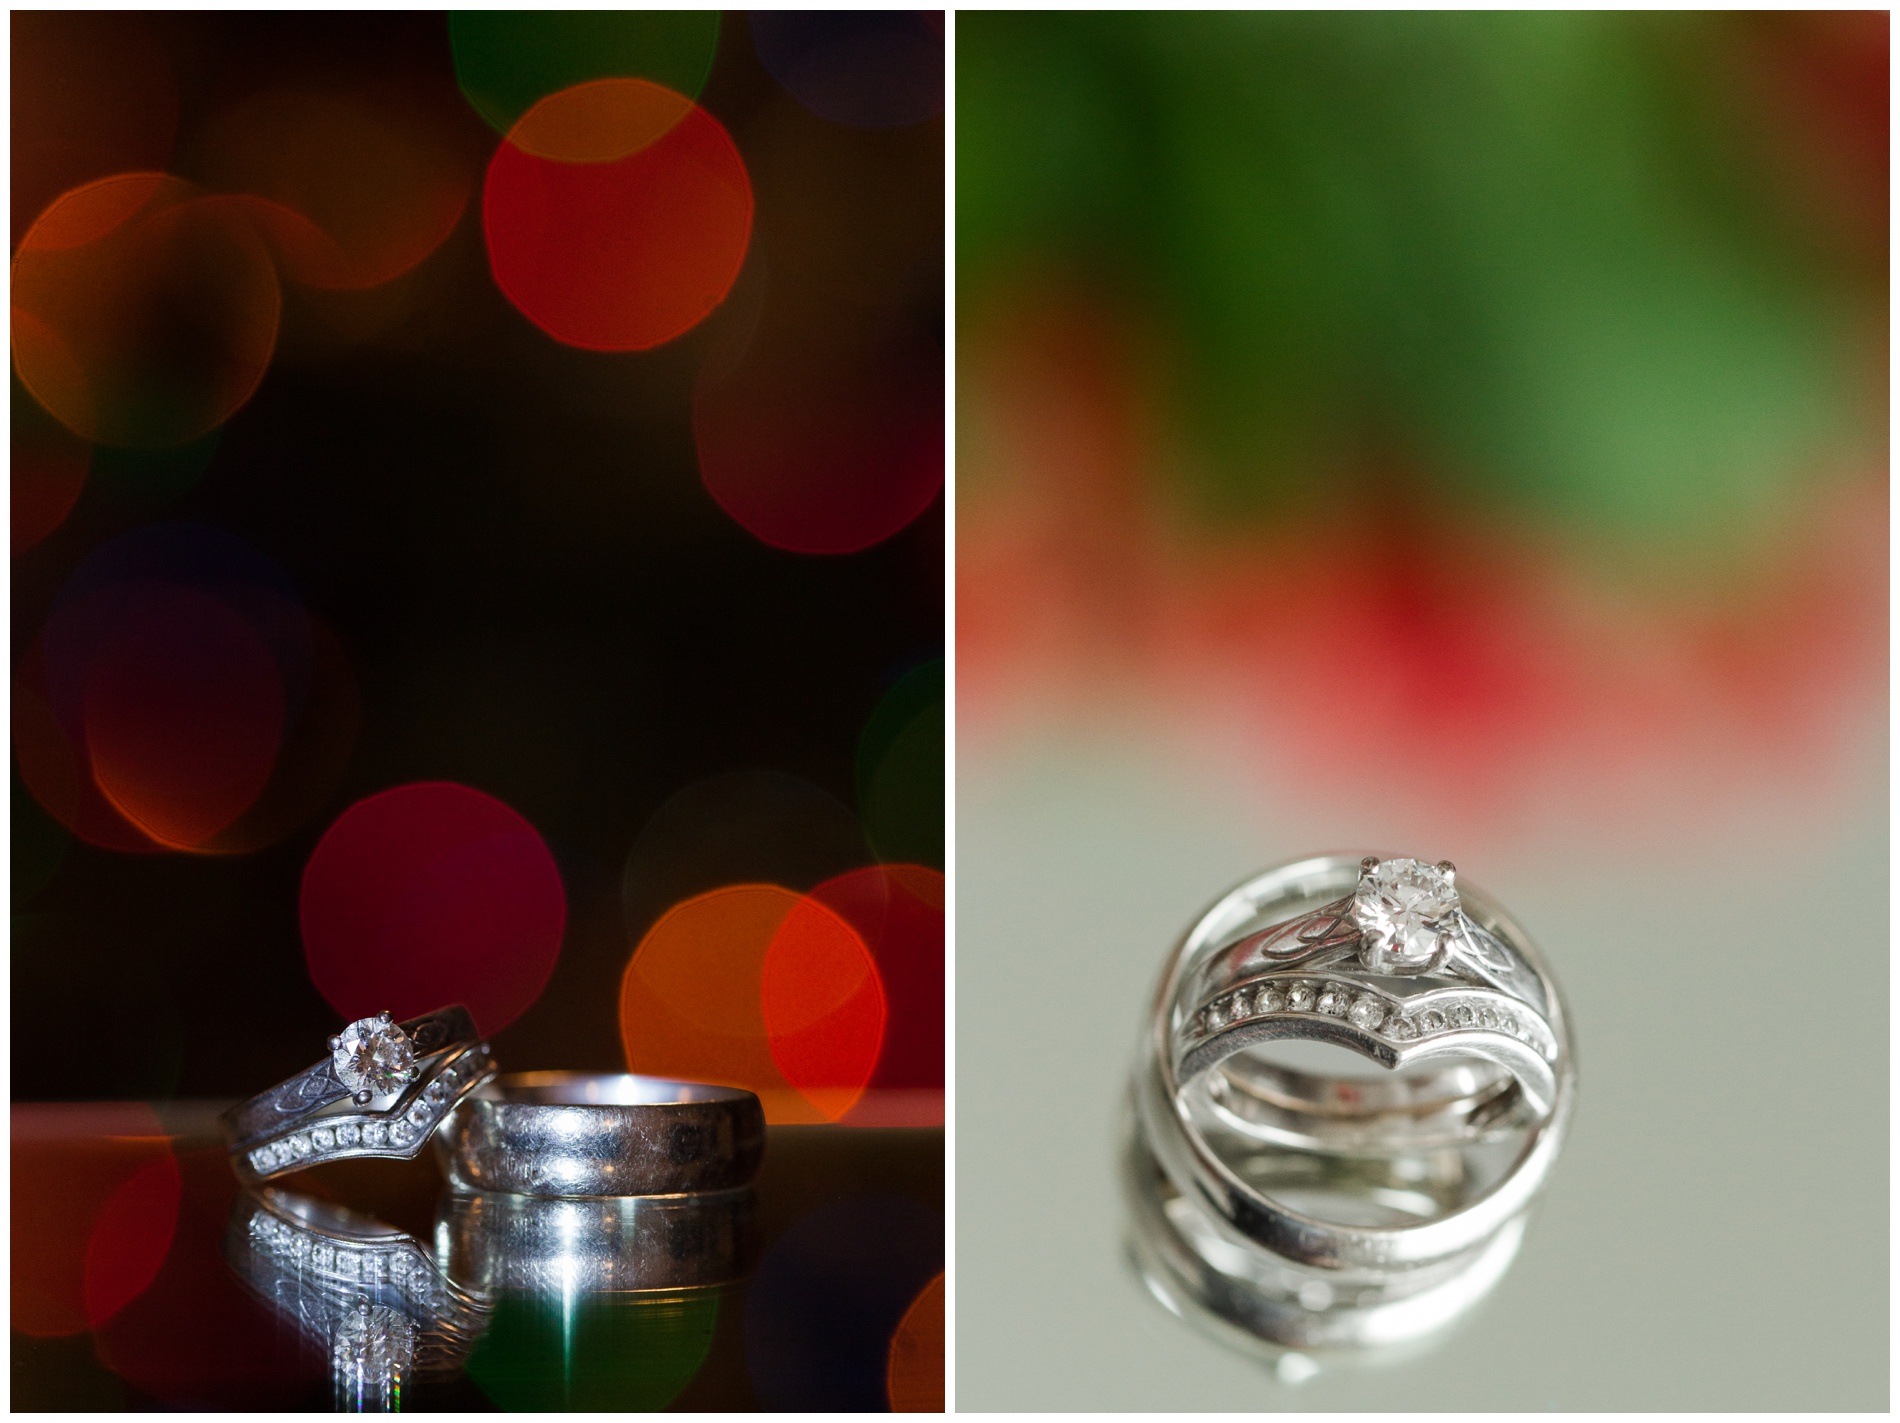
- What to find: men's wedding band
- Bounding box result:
[435,1072,766,1199]
[438,1186,759,1292]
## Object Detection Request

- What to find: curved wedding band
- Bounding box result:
[224,1006,497,1183]
[436,1186,759,1293]
[1128,852,1575,1349]
[435,1073,766,1198]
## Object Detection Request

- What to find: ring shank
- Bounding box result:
[436,1072,766,1198]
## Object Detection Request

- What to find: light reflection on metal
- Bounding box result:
[222,1188,491,1413]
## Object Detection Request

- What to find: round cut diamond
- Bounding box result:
[1257,984,1284,1013]
[1286,982,1316,1012]
[1316,985,1348,1016]
[332,1016,417,1097]
[312,1127,335,1150]
[1354,859,1459,965]
[362,1122,388,1146]
[337,1123,360,1146]
[1347,996,1385,1029]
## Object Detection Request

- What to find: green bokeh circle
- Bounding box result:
[449,11,722,135]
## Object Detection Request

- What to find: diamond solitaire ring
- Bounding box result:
[223,1006,497,1182]
[1127,853,1576,1353]
[435,1072,766,1199]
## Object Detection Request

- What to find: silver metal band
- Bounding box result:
[230,1040,498,1184]
[1128,852,1576,1351]
[434,1072,766,1199]
[436,1186,759,1293]
[223,1006,480,1149]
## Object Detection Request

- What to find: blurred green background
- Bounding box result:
[959,10,1881,565]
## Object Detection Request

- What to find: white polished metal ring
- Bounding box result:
[435,1072,766,1199]
[1128,852,1576,1346]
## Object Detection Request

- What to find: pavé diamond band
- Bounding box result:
[223,1006,496,1183]
[435,1072,766,1199]
[1127,852,1575,1350]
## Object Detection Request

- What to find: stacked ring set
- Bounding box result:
[219,1015,764,1403]
[1126,853,1576,1364]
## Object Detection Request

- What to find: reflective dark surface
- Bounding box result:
[12,1107,944,1411]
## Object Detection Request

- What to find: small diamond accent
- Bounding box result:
[408,1104,431,1125]
[1316,985,1349,1016]
[1451,1004,1475,1027]
[336,1123,360,1146]
[289,1135,311,1157]
[312,1127,335,1150]
[1257,983,1285,1013]
[1286,982,1316,1012]
[251,1148,271,1171]
[362,1122,388,1146]
[1347,996,1385,1029]
[311,1243,335,1269]
[336,1252,359,1280]
[426,1081,448,1103]
[1204,1003,1226,1034]
[1418,1009,1446,1032]
[389,1122,415,1146]
[1386,1016,1414,1040]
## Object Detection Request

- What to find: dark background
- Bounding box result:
[12,11,944,1101]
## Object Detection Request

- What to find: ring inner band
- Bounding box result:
[473,1072,755,1107]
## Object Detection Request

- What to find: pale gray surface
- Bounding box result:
[955,734,1888,1411]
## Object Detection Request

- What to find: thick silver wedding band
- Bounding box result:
[435,1072,766,1198]
[437,1186,759,1292]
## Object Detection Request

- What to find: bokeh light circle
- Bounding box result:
[886,1270,946,1411]
[743,1194,944,1410]
[83,585,287,848]
[93,1147,328,1405]
[11,1104,176,1338]
[196,86,475,291]
[619,884,886,1123]
[16,521,337,855]
[856,659,945,867]
[811,865,944,1125]
[450,11,722,134]
[11,372,91,553]
[693,316,943,554]
[621,768,871,949]
[301,781,567,1034]
[761,895,887,1121]
[12,173,282,448]
[82,1152,183,1329]
[751,12,945,128]
[483,79,753,351]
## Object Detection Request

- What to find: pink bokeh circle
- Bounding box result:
[301,781,566,1034]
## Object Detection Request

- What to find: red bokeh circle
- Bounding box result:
[761,893,888,1121]
[301,781,566,1034]
[483,78,753,351]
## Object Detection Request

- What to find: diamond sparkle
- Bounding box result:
[1354,858,1459,965]
[332,1015,417,1098]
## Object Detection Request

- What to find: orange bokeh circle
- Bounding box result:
[619,884,886,1123]
[12,173,281,448]
[886,1270,946,1412]
[483,78,753,351]
[196,86,475,291]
